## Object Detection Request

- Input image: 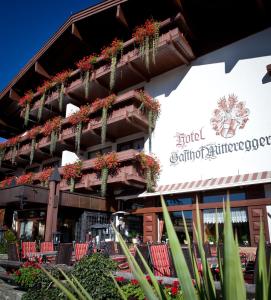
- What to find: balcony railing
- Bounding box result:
[28,27,194,122]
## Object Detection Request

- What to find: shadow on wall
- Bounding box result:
[192,27,271,82]
[146,27,271,98]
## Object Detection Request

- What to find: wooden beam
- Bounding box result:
[95,78,110,93]
[116,5,128,28]
[34,62,51,79]
[71,23,83,41]
[169,40,189,65]
[174,12,194,39]
[127,61,150,82]
[266,64,271,75]
[9,89,20,102]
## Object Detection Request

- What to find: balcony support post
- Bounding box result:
[45,167,61,241]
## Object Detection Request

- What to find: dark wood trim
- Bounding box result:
[116,5,128,28]
[34,62,51,79]
[132,197,271,214]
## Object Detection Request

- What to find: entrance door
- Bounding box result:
[248,205,269,246]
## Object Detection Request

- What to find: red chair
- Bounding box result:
[40,241,54,252]
[74,243,89,261]
[149,244,171,277]
[21,242,37,259]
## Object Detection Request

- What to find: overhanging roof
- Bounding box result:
[138,171,271,197]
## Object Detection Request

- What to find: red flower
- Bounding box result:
[137,153,160,176]
[7,136,21,147]
[93,152,119,173]
[41,116,62,136]
[171,286,178,296]
[172,280,179,287]
[67,105,90,126]
[158,279,163,285]
[146,275,151,281]
[63,161,82,181]
[101,39,123,60]
[36,168,53,184]
[91,94,116,112]
[0,176,14,188]
[18,91,34,108]
[27,126,41,140]
[131,279,139,285]
[17,173,33,185]
[52,69,72,85]
[115,276,125,282]
[133,19,160,44]
[37,80,52,94]
[76,54,97,71]
[137,90,160,113]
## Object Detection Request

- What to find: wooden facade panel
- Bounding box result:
[143,213,157,242]
[251,208,263,217]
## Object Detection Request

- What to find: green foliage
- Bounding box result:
[0,229,17,254]
[121,283,147,300]
[13,263,42,290]
[71,253,120,300]
[21,266,66,300]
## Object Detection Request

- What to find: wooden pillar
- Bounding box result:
[45,167,61,241]
[143,213,158,243]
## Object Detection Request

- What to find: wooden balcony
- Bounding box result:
[59,149,145,192]
[29,27,194,122]
[2,91,149,166]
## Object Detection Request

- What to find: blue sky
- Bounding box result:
[0,0,101,92]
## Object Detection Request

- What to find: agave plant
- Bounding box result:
[42,196,270,300]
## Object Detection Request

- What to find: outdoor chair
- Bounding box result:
[55,243,73,266]
[149,244,172,277]
[7,243,20,261]
[74,242,89,261]
[40,241,54,252]
[21,241,37,259]
[134,244,150,274]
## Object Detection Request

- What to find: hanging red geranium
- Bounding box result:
[0,176,15,189]
[101,39,123,91]
[76,54,97,99]
[52,69,72,112]
[63,161,82,192]
[91,94,116,145]
[27,126,41,165]
[133,19,160,70]
[18,91,34,127]
[67,105,90,154]
[17,173,33,185]
[37,80,52,122]
[7,136,21,165]
[93,152,119,197]
[41,116,62,154]
[36,168,53,187]
[137,90,160,152]
[137,152,160,192]
[0,141,7,167]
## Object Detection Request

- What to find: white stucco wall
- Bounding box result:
[143,27,271,186]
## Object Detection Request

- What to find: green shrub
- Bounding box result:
[71,253,120,300]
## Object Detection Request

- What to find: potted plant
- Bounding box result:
[7,135,21,165]
[133,19,160,70]
[18,91,34,127]
[36,168,53,187]
[27,126,41,165]
[52,69,72,112]
[0,141,7,167]
[101,39,123,91]
[17,173,33,185]
[137,152,160,192]
[91,94,116,145]
[93,152,119,197]
[137,90,160,152]
[41,116,62,154]
[76,54,97,99]
[67,105,90,154]
[37,80,52,121]
[63,160,82,192]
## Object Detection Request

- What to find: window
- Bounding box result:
[203,194,226,203]
[117,138,144,152]
[88,147,112,159]
[165,197,193,206]
[230,192,246,201]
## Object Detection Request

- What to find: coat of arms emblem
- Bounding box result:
[210,94,249,138]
